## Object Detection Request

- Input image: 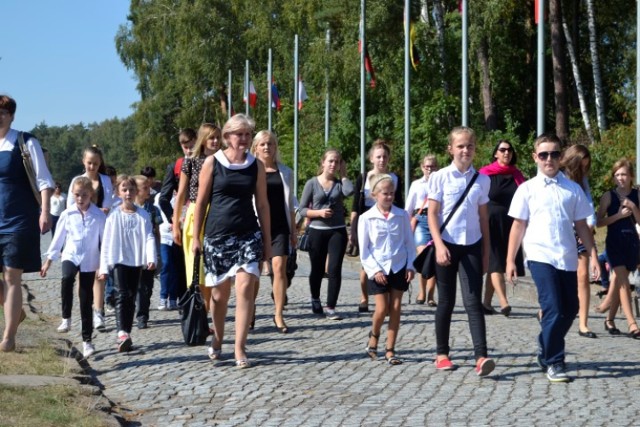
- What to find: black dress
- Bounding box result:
[487,174,524,275]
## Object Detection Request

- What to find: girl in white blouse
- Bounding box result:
[359,174,416,365]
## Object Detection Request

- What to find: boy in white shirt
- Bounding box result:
[507,133,600,383]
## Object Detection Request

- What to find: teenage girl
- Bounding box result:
[41,177,106,358]
[359,174,416,365]
[98,175,156,352]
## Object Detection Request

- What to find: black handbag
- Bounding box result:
[177,253,209,346]
[413,172,479,279]
[297,181,336,252]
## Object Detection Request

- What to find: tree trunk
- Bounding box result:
[432,0,448,97]
[585,0,606,132]
[420,0,430,25]
[477,36,497,130]
[550,0,569,142]
[562,17,595,144]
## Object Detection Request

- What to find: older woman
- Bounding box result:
[192,114,271,368]
[251,131,296,333]
[479,140,526,317]
[0,95,54,352]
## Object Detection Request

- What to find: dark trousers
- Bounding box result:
[113,264,142,334]
[528,261,579,365]
[136,269,155,323]
[174,244,188,301]
[159,244,178,300]
[308,227,347,308]
[435,240,487,359]
[61,261,95,342]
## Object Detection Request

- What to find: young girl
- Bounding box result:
[359,174,416,365]
[99,175,156,352]
[41,177,107,358]
[595,158,640,339]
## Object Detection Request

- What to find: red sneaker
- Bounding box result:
[435,357,455,371]
[475,357,495,376]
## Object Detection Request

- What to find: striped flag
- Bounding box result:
[298,79,308,110]
[271,80,281,111]
[243,81,257,108]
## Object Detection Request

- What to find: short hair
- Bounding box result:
[83,145,107,175]
[140,166,156,179]
[534,133,561,150]
[192,123,221,157]
[448,126,476,145]
[72,176,94,194]
[222,114,255,147]
[115,175,137,194]
[0,95,17,114]
[491,139,518,166]
[369,173,394,193]
[179,128,197,143]
[611,158,635,185]
[104,165,117,177]
[250,130,280,163]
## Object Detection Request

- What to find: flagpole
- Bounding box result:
[294,34,300,196]
[461,0,468,126]
[360,0,366,175]
[404,0,411,199]
[268,48,273,132]
[245,60,250,116]
[325,29,331,146]
[537,0,545,135]
[637,0,640,177]
[228,69,232,120]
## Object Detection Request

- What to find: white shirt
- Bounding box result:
[154,192,173,246]
[405,176,429,215]
[50,193,67,216]
[0,129,54,191]
[508,171,592,271]
[362,172,399,209]
[67,173,115,210]
[427,163,489,245]
[45,204,106,272]
[99,207,157,275]
[358,204,416,278]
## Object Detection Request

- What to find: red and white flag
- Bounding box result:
[243,81,257,108]
[298,79,308,110]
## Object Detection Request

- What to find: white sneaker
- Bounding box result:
[82,341,95,358]
[57,318,71,333]
[323,307,343,320]
[93,310,106,331]
[158,299,168,311]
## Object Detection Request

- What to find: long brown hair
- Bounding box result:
[561,144,590,190]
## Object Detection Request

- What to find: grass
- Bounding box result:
[0,308,112,426]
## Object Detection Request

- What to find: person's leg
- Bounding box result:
[611,266,639,332]
[458,242,488,360]
[434,242,460,361]
[93,276,105,314]
[326,228,347,309]
[415,244,427,303]
[114,265,141,335]
[367,291,388,357]
[78,271,95,343]
[576,253,593,333]
[159,244,172,302]
[426,276,437,304]
[491,273,510,311]
[385,289,404,360]
[359,269,368,307]
[60,261,77,320]
[308,228,328,303]
[0,267,24,351]
[209,280,231,354]
[272,255,288,329]
[234,271,256,362]
[174,244,188,301]
[136,269,154,326]
[482,274,495,309]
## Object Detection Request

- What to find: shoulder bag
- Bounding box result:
[17,132,42,206]
[297,181,336,252]
[177,252,209,346]
[413,172,479,279]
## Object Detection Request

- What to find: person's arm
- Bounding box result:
[158,163,177,221]
[506,218,527,284]
[99,214,114,278]
[192,157,214,256]
[357,213,384,282]
[428,197,450,266]
[45,211,68,261]
[402,210,417,279]
[595,191,618,228]
[479,203,490,275]
[172,170,190,245]
[575,218,601,281]
[143,213,157,270]
[255,161,272,261]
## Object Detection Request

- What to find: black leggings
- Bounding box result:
[61,261,95,342]
[113,264,142,334]
[434,240,487,359]
[136,269,155,323]
[308,227,347,308]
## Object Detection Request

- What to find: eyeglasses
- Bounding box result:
[497,147,513,153]
[537,151,561,161]
[422,164,437,169]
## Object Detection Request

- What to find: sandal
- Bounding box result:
[385,348,403,366]
[207,347,222,361]
[365,331,379,360]
[604,319,621,335]
[427,300,437,307]
[235,358,251,369]
[628,323,640,340]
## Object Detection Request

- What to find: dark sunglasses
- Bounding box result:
[497,147,513,153]
[537,151,561,161]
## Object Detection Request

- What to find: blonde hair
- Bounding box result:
[369,173,393,194]
[368,139,391,160]
[611,158,635,186]
[115,175,137,195]
[133,175,149,186]
[250,130,280,163]
[72,176,94,194]
[192,123,221,157]
[448,126,476,145]
[222,114,255,147]
[316,148,342,175]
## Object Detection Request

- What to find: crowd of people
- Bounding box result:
[2,93,638,382]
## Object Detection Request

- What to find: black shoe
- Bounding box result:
[137,320,148,329]
[358,302,369,313]
[415,298,426,305]
[604,320,621,335]
[311,299,323,315]
[482,305,497,315]
[578,330,597,338]
[500,305,512,317]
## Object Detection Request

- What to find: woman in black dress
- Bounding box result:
[478,140,526,316]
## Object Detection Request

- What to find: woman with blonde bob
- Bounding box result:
[250,130,296,333]
[192,114,272,368]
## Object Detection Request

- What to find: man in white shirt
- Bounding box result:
[507,133,600,383]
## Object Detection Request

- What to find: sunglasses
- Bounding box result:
[497,147,513,153]
[537,151,561,161]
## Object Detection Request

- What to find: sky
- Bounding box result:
[1,1,139,131]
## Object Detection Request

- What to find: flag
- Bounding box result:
[358,40,376,88]
[410,23,420,70]
[298,79,308,110]
[243,81,257,108]
[271,80,281,111]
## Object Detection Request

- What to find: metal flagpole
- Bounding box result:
[325,29,331,146]
[268,48,273,132]
[245,60,250,116]
[461,0,468,126]
[360,0,366,175]
[404,0,411,199]
[537,0,545,135]
[294,34,300,196]
[228,69,232,120]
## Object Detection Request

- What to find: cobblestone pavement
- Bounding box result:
[26,235,640,426]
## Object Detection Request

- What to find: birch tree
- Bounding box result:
[585,0,606,132]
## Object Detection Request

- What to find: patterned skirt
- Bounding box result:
[202,230,263,286]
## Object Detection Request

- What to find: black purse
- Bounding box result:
[413,172,479,279]
[177,253,209,346]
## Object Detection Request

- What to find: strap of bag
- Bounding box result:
[191,252,201,288]
[439,172,479,234]
[17,132,42,206]
[415,197,429,216]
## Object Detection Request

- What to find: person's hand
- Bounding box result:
[506,261,518,286]
[39,211,51,234]
[173,226,182,246]
[98,274,108,281]
[147,262,156,271]
[435,243,451,266]
[321,208,333,218]
[339,160,347,179]
[405,269,415,283]
[40,260,51,278]
[374,271,388,285]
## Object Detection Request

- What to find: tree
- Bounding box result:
[550,0,569,141]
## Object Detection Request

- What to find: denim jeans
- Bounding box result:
[159,244,177,301]
[528,261,579,365]
[434,240,487,359]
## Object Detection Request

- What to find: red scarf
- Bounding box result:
[479,161,526,186]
